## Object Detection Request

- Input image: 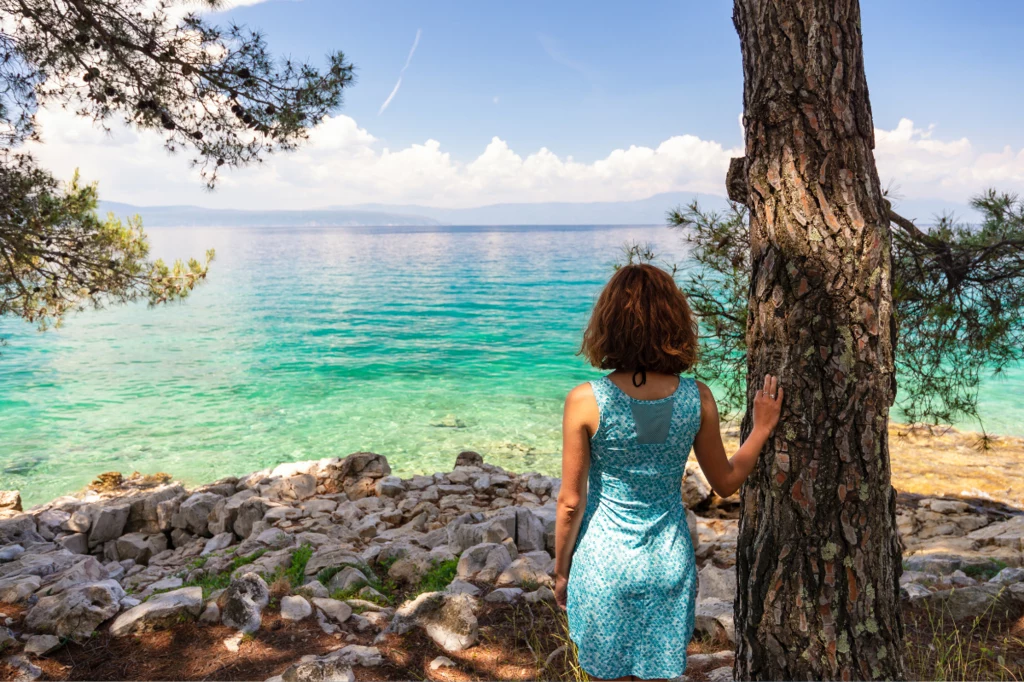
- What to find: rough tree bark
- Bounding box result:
[730,1,906,679]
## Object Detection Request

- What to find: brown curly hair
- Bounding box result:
[579,263,699,374]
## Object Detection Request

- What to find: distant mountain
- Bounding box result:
[340,192,729,226]
[98,192,974,228]
[97,202,441,227]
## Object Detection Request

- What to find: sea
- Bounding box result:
[2,224,1021,507]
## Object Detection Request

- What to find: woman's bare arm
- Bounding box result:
[692,374,783,498]
[553,383,597,600]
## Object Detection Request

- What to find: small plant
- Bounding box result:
[316,565,342,586]
[520,578,542,593]
[417,558,459,595]
[230,548,268,572]
[962,559,1007,582]
[285,543,313,587]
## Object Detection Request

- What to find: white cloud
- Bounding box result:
[22,109,1024,211]
[874,118,1024,201]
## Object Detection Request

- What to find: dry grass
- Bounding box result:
[903,591,1024,681]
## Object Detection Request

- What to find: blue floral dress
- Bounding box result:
[567,375,702,679]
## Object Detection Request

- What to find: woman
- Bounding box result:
[553,263,783,681]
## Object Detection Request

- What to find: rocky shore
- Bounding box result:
[1,448,1023,681]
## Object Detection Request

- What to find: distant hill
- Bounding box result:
[97,202,441,227]
[339,192,730,225]
[98,192,972,228]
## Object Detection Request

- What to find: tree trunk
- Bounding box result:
[731,1,905,679]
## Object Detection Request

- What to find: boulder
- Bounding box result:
[203,532,235,556]
[697,564,736,602]
[0,515,43,545]
[387,553,435,585]
[88,503,130,546]
[321,452,392,499]
[127,484,186,534]
[325,645,384,667]
[495,556,554,587]
[0,491,22,512]
[177,492,222,537]
[200,602,220,624]
[208,490,257,536]
[262,474,317,502]
[312,597,353,623]
[281,595,313,621]
[24,634,62,656]
[2,654,42,682]
[444,579,481,596]
[37,556,108,595]
[922,584,1017,621]
[682,460,713,508]
[694,598,736,645]
[220,572,269,633]
[990,567,1024,585]
[304,547,364,578]
[0,575,40,602]
[967,515,1024,551]
[326,566,370,593]
[708,666,734,682]
[386,591,479,652]
[233,497,270,539]
[375,476,405,497]
[0,544,25,563]
[455,451,483,468]
[109,587,204,636]
[456,542,513,583]
[524,586,556,603]
[904,554,966,575]
[61,511,91,534]
[430,656,457,671]
[485,587,523,602]
[25,580,125,640]
[280,658,354,682]
[901,583,932,600]
[114,532,168,565]
[446,512,513,554]
[137,576,184,599]
[58,533,89,555]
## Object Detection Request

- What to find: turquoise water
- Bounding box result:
[2,225,1022,507]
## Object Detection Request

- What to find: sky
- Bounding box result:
[25,0,1024,216]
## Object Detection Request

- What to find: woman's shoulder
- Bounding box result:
[565,380,598,406]
[693,379,713,398]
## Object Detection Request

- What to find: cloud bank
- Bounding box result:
[24,109,1024,212]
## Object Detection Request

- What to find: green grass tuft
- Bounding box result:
[417,558,459,595]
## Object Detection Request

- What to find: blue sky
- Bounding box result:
[226,0,1024,157]
[31,0,1024,211]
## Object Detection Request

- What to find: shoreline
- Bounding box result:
[9,419,1022,517]
[1,446,1023,681]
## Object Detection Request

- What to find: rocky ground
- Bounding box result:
[1,445,1023,682]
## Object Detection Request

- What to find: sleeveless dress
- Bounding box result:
[566,374,702,680]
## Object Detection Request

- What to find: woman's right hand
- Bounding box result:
[752,373,783,435]
[554,574,569,611]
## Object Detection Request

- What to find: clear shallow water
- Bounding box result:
[2,224,1022,508]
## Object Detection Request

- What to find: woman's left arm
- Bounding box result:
[553,383,596,610]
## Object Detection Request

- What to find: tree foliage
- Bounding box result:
[665,192,1024,431]
[1,0,355,330]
